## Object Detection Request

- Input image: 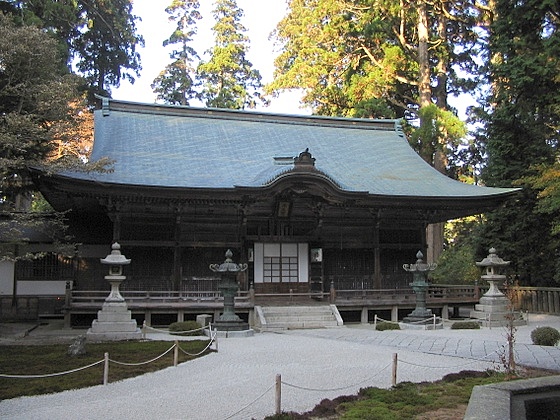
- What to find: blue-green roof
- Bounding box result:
[71,98,514,199]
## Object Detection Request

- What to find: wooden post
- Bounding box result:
[275,374,282,415]
[373,314,378,330]
[392,353,397,387]
[211,325,218,352]
[103,352,109,385]
[174,340,179,367]
[64,282,72,329]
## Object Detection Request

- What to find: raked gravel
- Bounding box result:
[0,329,498,420]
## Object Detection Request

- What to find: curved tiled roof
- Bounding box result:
[69,98,515,199]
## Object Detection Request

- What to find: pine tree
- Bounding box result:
[152,0,202,105]
[197,0,267,109]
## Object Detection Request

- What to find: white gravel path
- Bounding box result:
[0,330,496,420]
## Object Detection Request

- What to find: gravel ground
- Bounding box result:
[0,327,498,420]
[2,314,560,420]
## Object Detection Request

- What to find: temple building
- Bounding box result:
[19,97,517,307]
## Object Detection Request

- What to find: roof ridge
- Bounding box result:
[96,96,400,131]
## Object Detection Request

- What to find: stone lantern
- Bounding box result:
[100,242,131,302]
[470,247,526,327]
[209,249,253,336]
[87,243,141,341]
[402,250,438,325]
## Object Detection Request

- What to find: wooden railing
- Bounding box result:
[509,286,560,314]
[69,290,251,308]
[65,284,560,315]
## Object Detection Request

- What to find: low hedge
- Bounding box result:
[450,321,481,330]
[375,321,401,331]
[168,321,204,336]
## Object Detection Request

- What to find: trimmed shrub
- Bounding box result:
[168,321,203,336]
[450,321,480,330]
[375,321,401,331]
[531,326,560,346]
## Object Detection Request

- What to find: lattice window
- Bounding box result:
[15,253,75,281]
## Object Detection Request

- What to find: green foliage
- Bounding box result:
[0,340,211,399]
[152,0,201,105]
[409,104,467,167]
[168,321,203,336]
[450,321,480,330]
[531,326,560,346]
[375,321,400,331]
[197,0,267,109]
[4,0,144,97]
[269,0,481,175]
[431,217,482,284]
[475,0,560,285]
[340,374,500,419]
[69,0,145,96]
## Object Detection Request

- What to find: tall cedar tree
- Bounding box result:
[478,0,560,284]
[197,0,267,109]
[152,0,202,105]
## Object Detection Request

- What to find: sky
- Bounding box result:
[112,0,309,114]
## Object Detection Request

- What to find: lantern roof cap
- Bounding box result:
[100,242,131,266]
[476,247,510,267]
[209,249,248,273]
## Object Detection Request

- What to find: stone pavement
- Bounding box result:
[289,313,560,372]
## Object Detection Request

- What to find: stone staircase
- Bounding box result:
[254,305,343,331]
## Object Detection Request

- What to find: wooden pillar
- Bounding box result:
[112,213,121,243]
[172,214,182,291]
[373,223,381,289]
[361,307,368,324]
[442,304,449,320]
[391,305,399,322]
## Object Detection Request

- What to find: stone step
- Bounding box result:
[255,304,342,331]
[264,315,337,322]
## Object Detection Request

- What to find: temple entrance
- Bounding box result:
[253,243,309,294]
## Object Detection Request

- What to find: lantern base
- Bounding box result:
[86,301,141,341]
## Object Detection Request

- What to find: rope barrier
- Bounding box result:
[0,359,105,379]
[374,314,442,326]
[222,383,275,420]
[178,332,216,357]
[109,344,176,366]
[374,315,400,325]
[281,360,393,393]
[142,324,210,335]
[398,349,499,369]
